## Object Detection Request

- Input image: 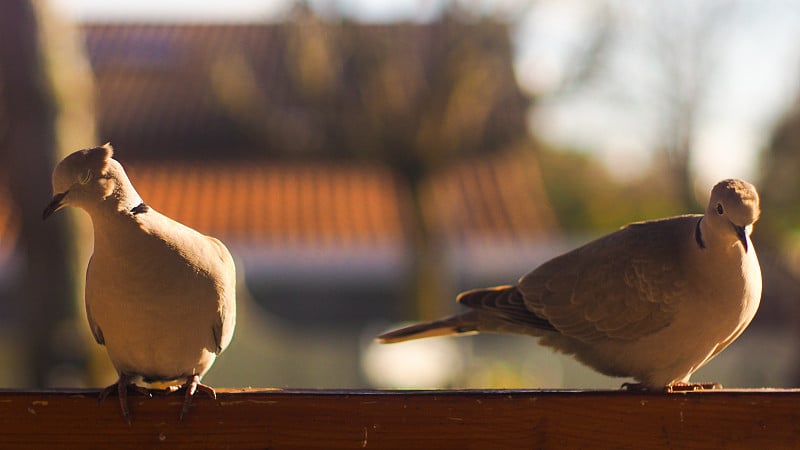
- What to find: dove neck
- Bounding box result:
[699,214,746,253]
[88,191,149,254]
[85,177,144,220]
[91,159,145,216]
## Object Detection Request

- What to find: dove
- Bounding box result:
[43,144,236,422]
[378,179,761,390]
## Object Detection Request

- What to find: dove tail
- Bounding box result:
[378,285,555,344]
[376,313,480,344]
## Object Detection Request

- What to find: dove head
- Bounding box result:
[704,179,760,252]
[43,144,142,219]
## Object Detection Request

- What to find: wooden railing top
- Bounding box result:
[0,388,798,449]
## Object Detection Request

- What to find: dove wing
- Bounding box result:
[206,236,236,354]
[519,216,696,343]
[85,256,105,345]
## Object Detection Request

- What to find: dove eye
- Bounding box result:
[78,170,92,185]
[716,203,724,215]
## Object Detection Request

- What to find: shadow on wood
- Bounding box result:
[0,388,798,449]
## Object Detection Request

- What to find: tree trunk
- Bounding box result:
[0,0,79,387]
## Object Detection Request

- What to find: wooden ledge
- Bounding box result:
[0,388,798,449]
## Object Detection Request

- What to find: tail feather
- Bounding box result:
[377,285,556,344]
[376,313,480,344]
[457,285,556,332]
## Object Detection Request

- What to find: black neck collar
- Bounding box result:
[695,217,706,249]
[130,202,150,215]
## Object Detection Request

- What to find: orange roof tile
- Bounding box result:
[421,150,557,244]
[418,149,560,281]
[124,161,412,251]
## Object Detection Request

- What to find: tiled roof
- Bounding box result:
[421,149,559,281]
[81,21,529,162]
[124,160,414,280]
[0,21,555,284]
[126,160,410,245]
[422,150,557,242]
[83,24,285,156]
[121,149,557,282]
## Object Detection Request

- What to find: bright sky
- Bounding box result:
[518,0,800,190]
[49,0,800,189]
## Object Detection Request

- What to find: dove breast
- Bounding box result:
[86,206,236,383]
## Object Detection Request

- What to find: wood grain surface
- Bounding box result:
[0,388,797,449]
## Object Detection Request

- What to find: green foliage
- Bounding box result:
[537,146,683,234]
[756,106,800,249]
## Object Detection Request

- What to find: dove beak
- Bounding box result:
[733,224,748,252]
[42,191,68,220]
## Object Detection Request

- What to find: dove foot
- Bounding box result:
[172,374,217,421]
[620,382,650,391]
[664,382,723,392]
[146,383,187,396]
[97,374,153,424]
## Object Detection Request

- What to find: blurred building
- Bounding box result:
[3,12,794,390]
[0,17,559,387]
[77,19,558,326]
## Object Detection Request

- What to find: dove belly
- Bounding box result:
[542,253,762,388]
[86,255,220,383]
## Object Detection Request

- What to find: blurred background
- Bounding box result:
[1,0,800,390]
